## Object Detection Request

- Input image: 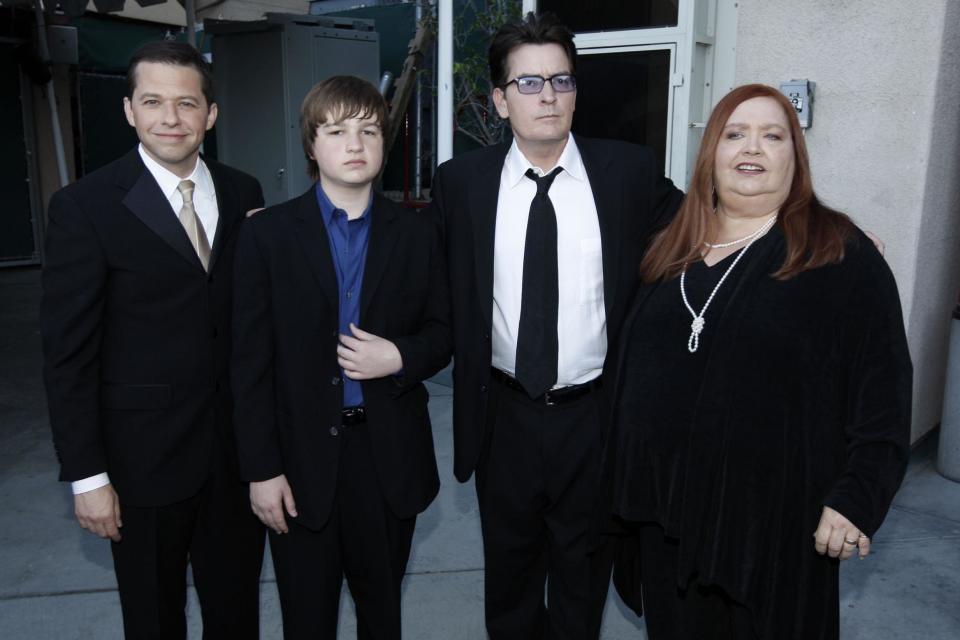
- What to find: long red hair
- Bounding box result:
[640,84,854,283]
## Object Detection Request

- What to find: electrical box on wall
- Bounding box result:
[780,79,815,129]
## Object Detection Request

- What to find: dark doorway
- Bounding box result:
[0,45,39,264]
[539,0,679,32]
[572,48,672,169]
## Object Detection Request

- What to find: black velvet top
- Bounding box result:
[609,225,912,638]
[614,247,745,528]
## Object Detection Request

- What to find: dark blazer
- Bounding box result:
[41,148,264,507]
[431,135,684,482]
[231,189,450,531]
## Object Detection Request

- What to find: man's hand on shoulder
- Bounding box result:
[250,474,297,534]
[75,484,122,542]
[337,323,403,380]
[864,229,885,255]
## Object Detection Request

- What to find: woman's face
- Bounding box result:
[713,96,795,213]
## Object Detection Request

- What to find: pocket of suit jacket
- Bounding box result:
[100,383,173,411]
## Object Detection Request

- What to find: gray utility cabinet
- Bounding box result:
[207,13,380,206]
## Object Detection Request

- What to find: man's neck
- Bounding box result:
[515,136,569,172]
[141,145,200,180]
[321,180,372,220]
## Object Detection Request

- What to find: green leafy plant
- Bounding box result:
[453,0,522,146]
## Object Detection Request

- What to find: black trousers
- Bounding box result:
[475,375,613,640]
[269,421,416,640]
[110,444,266,640]
[637,523,757,640]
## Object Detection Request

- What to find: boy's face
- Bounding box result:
[310,113,383,190]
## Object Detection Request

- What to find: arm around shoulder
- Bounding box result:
[390,210,453,388]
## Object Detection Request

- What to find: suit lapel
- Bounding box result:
[469,143,511,331]
[576,135,622,320]
[360,194,400,320]
[206,160,240,274]
[118,149,205,271]
[292,189,339,307]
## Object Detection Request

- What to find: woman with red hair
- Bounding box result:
[607,84,912,638]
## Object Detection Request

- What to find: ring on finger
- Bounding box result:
[844,538,858,545]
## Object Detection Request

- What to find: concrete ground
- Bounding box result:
[1,265,958,639]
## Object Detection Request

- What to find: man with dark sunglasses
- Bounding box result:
[430,11,684,640]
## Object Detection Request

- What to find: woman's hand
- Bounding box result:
[814,506,871,560]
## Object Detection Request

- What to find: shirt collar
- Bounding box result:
[503,133,586,189]
[137,144,214,201]
[315,182,373,226]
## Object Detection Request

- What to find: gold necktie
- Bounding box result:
[177,180,211,271]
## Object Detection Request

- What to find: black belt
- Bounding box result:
[341,406,367,426]
[490,368,600,406]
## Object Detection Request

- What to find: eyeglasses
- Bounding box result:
[503,74,577,95]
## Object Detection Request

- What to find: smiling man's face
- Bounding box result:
[492,43,576,152]
[123,61,217,179]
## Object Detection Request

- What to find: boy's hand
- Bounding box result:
[250,475,297,534]
[337,323,403,380]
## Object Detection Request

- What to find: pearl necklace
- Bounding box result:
[704,218,775,248]
[680,214,778,353]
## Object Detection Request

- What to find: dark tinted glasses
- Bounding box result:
[503,74,577,95]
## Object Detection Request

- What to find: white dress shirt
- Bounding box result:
[491,135,607,388]
[72,147,220,496]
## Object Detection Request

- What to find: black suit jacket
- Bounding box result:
[41,148,264,507]
[431,135,684,482]
[231,189,450,530]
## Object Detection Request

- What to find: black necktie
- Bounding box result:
[515,167,563,399]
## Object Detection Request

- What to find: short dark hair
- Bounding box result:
[488,12,577,88]
[299,75,389,180]
[126,41,215,106]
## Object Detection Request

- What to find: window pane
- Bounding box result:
[539,0,679,32]
[572,49,671,169]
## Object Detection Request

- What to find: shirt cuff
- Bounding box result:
[72,473,111,495]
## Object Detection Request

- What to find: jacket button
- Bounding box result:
[329,426,339,436]
[483,332,490,340]
[331,376,342,386]
[480,384,487,392]
[332,330,339,338]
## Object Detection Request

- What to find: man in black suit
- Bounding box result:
[41,42,265,638]
[231,76,450,639]
[430,13,684,639]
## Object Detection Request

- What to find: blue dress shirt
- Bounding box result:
[316,183,372,407]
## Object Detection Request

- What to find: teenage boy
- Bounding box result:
[231,75,450,639]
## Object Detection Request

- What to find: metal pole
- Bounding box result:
[33,0,69,188]
[938,299,960,482]
[185,0,197,49]
[413,0,424,199]
[436,0,453,163]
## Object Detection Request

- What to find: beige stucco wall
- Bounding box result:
[734,0,960,441]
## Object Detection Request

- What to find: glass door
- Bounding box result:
[572,45,675,173]
[526,0,730,187]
